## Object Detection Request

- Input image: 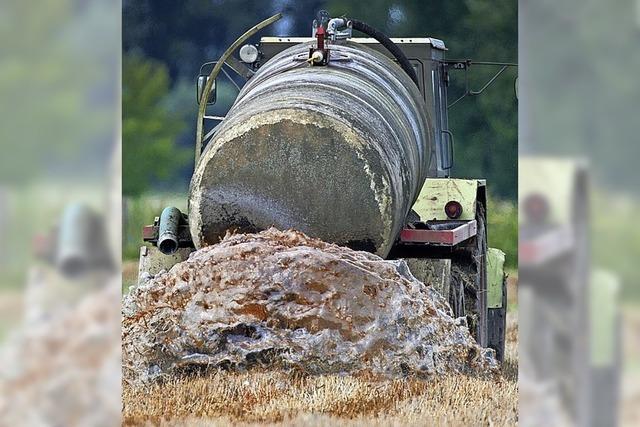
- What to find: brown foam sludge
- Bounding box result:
[122,228,496,383]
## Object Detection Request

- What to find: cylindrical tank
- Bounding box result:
[189,41,433,256]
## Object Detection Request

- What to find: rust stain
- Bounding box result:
[234,303,269,321]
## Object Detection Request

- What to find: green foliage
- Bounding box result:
[0,0,118,183]
[123,53,189,196]
[455,0,518,200]
[123,0,518,200]
[487,197,517,269]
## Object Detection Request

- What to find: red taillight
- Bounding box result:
[444,200,463,219]
[524,193,549,224]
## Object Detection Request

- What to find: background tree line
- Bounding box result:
[122,0,517,200]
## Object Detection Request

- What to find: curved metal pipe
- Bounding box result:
[349,19,420,88]
[195,13,283,167]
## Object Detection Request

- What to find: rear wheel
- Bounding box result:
[451,201,488,348]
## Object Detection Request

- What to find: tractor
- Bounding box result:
[139,12,512,361]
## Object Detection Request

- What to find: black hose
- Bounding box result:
[349,19,420,88]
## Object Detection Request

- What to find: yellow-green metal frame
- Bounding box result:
[487,248,506,308]
[412,178,484,221]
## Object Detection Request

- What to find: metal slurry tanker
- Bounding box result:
[140,12,513,362]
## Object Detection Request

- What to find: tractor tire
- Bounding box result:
[487,274,507,362]
[451,201,488,347]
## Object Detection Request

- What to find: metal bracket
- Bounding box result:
[142,224,194,248]
[443,59,518,108]
[198,60,244,93]
[444,59,472,71]
[225,55,255,80]
[326,17,352,41]
[293,52,352,62]
[400,220,477,246]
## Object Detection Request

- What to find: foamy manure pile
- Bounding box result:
[122,229,496,383]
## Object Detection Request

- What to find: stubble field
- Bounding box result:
[122,312,518,426]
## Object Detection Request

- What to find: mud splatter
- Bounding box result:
[122,228,496,383]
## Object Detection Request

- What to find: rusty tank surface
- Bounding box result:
[189,40,433,256]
